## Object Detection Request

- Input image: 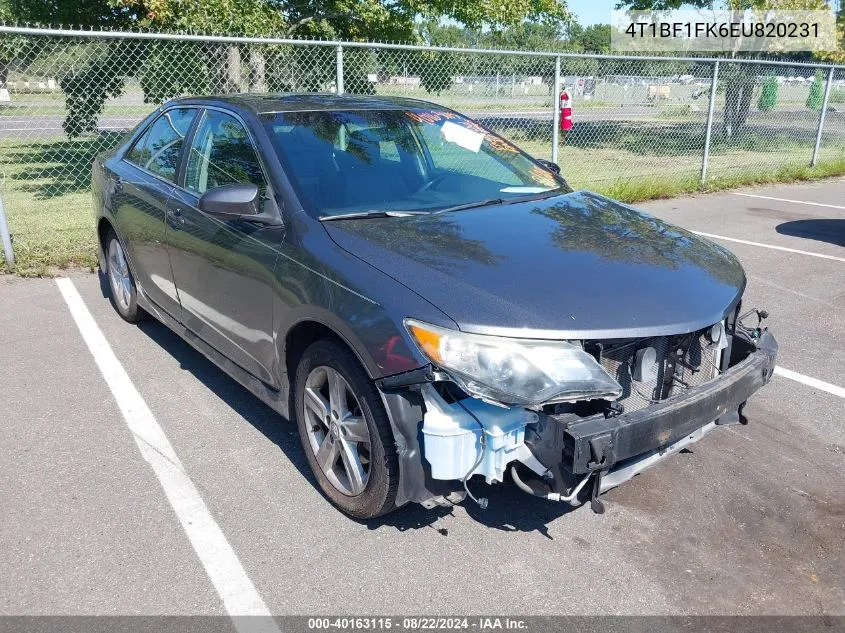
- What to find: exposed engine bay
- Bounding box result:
[380,307,777,514]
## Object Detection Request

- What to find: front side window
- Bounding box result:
[126,108,196,182]
[185,110,266,195]
[264,109,569,218]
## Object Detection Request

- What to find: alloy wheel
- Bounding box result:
[303,366,372,496]
[108,238,133,313]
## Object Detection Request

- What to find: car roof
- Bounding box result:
[167,93,450,116]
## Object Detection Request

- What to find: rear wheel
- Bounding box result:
[104,230,144,323]
[294,339,399,519]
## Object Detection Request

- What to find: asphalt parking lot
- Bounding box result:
[1,178,843,619]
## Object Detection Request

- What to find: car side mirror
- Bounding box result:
[199,183,260,218]
[536,159,561,175]
[199,183,282,227]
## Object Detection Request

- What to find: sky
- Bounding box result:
[567,0,616,26]
[567,1,841,25]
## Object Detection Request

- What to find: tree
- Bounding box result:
[757,74,778,111]
[614,0,824,141]
[806,69,825,110]
[8,0,142,27]
[3,0,573,136]
[0,4,27,88]
[418,51,456,95]
[570,23,612,53]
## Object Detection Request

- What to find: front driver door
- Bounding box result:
[113,107,198,318]
[166,108,281,387]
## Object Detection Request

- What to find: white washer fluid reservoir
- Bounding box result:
[420,385,538,483]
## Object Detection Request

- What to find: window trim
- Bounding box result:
[178,106,271,200]
[122,106,199,186]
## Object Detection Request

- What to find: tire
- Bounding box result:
[294,339,400,519]
[103,229,145,323]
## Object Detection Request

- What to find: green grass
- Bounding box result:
[1,188,98,276]
[1,126,843,277]
[0,132,125,276]
[595,159,845,204]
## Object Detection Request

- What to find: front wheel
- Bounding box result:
[104,230,145,323]
[294,340,400,519]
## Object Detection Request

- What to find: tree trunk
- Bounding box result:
[205,44,243,94]
[723,67,754,141]
[248,48,267,93]
[226,45,242,93]
[205,44,228,94]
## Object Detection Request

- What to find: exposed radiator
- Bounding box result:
[596,330,720,413]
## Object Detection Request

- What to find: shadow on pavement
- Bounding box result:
[98,272,576,535]
[776,219,845,248]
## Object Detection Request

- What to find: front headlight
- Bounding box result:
[405,319,622,407]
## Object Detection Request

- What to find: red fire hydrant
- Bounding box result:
[559,89,572,134]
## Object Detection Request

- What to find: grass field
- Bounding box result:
[1,122,843,276]
[0,134,123,275]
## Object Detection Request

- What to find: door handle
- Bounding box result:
[168,207,185,229]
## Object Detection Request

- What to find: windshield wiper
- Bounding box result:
[504,188,568,205]
[320,210,426,222]
[321,190,567,222]
[432,198,505,215]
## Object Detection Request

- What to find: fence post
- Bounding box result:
[335,44,344,95]
[552,56,561,164]
[811,67,835,167]
[701,60,720,185]
[0,183,14,267]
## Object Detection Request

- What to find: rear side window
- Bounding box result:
[126,108,196,182]
[184,110,266,195]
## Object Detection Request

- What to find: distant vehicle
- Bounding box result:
[92,94,777,518]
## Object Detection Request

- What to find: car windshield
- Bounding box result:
[263,108,571,218]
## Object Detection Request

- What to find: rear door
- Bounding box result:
[112,107,198,318]
[165,108,281,386]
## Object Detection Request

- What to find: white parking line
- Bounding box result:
[692,231,845,263]
[774,366,845,399]
[55,278,280,631]
[733,192,845,210]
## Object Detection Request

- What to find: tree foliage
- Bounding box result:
[2,0,573,137]
[8,0,142,27]
[615,0,837,140]
[757,74,778,111]
[0,2,28,85]
[139,41,211,103]
[805,68,825,110]
[418,51,456,95]
[568,23,612,53]
[57,40,143,136]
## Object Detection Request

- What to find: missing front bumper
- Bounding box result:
[379,330,776,512]
[526,331,777,502]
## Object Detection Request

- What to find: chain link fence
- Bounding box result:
[0,25,843,273]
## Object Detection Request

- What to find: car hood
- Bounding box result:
[324,191,746,339]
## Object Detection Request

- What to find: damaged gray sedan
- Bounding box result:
[92,94,777,519]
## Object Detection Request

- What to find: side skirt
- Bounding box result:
[137,291,290,419]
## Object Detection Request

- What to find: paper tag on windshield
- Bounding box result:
[500,186,553,194]
[441,121,484,153]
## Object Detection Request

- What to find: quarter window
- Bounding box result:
[185,110,266,195]
[126,108,196,182]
